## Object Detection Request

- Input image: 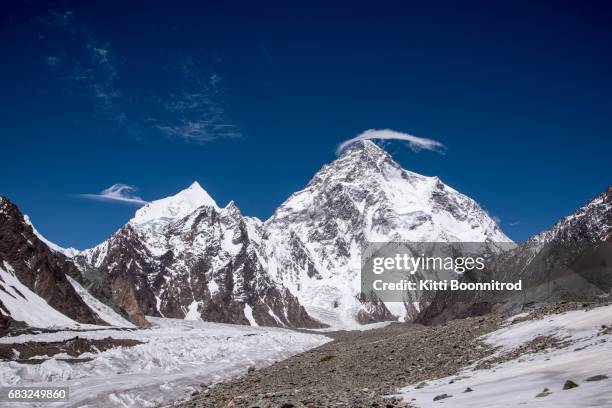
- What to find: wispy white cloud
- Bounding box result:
[41,8,124,124]
[84,39,121,115]
[79,184,148,206]
[508,221,521,227]
[40,10,238,145]
[337,129,446,155]
[45,55,63,67]
[41,9,75,31]
[154,56,241,143]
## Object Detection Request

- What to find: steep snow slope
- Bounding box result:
[66,276,135,328]
[264,140,512,326]
[131,181,218,239]
[0,262,79,328]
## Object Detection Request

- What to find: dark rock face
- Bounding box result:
[0,197,104,326]
[73,225,154,328]
[417,187,612,325]
[355,291,397,324]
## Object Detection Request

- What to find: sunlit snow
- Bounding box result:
[395,305,612,407]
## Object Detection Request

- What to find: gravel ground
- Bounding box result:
[172,300,611,408]
[175,317,503,407]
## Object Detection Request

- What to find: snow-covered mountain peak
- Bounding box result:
[264,141,512,326]
[332,140,396,172]
[223,200,241,214]
[131,181,219,226]
[340,139,388,156]
[307,140,434,195]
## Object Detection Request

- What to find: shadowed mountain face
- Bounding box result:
[417,187,612,325]
[0,197,105,329]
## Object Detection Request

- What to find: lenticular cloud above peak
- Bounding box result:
[79,183,148,205]
[336,129,446,155]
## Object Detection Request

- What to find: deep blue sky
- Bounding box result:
[2,0,611,248]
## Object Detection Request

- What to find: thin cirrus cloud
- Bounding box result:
[40,10,239,144]
[41,9,124,124]
[79,184,148,206]
[336,129,447,155]
[154,57,242,143]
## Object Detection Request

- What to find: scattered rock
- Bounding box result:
[319,355,335,362]
[585,375,608,382]
[563,380,578,390]
[415,382,428,389]
[536,388,551,398]
[433,393,452,401]
[464,387,473,393]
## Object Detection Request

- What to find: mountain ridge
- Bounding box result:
[6,142,605,331]
[69,140,516,328]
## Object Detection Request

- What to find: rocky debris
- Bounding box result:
[521,299,612,320]
[476,335,571,370]
[0,336,143,364]
[536,388,551,398]
[174,312,507,408]
[585,374,608,382]
[463,387,473,393]
[433,393,452,401]
[562,380,579,390]
[0,310,28,336]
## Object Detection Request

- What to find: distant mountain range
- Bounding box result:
[0,141,609,331]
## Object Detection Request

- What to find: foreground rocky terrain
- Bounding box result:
[176,300,611,408]
[177,317,501,407]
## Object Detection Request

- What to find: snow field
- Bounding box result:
[0,317,330,408]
